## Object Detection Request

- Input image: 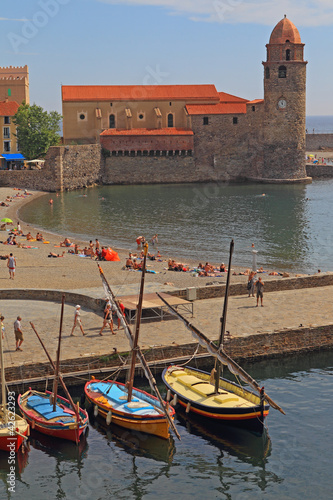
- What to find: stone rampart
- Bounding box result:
[0,144,101,192]
[306,133,333,150]
[102,155,196,184]
[306,164,333,178]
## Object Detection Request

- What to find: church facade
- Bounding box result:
[62,17,310,184]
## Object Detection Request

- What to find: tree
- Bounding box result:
[13,103,62,160]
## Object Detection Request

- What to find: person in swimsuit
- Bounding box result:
[255,276,264,307]
[7,253,16,279]
[99,302,115,335]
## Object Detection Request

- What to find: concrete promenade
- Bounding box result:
[2,283,333,373]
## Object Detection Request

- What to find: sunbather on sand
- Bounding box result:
[48,251,65,258]
[60,238,72,247]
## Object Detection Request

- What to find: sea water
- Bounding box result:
[20,180,333,273]
[0,351,332,499]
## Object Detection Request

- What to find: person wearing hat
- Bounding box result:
[70,305,85,336]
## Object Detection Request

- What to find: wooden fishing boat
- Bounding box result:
[159,240,285,434]
[162,365,269,433]
[0,409,29,453]
[85,379,175,440]
[84,247,179,441]
[18,296,89,444]
[0,327,29,452]
[18,390,88,443]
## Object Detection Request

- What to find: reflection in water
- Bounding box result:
[175,410,282,496]
[90,412,175,464]
[177,410,271,465]
[19,180,333,273]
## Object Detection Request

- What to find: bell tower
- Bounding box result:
[262,16,309,181]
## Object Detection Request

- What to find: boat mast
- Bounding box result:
[127,242,148,402]
[30,323,81,425]
[0,328,8,424]
[98,263,181,440]
[157,292,285,415]
[214,239,234,393]
[52,294,65,411]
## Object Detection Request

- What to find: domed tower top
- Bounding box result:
[269,15,302,44]
[265,15,305,62]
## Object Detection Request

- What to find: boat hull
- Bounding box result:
[84,379,174,440]
[162,366,269,434]
[18,390,89,443]
[0,415,29,452]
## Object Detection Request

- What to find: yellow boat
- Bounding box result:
[162,365,270,433]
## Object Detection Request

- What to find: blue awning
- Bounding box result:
[1,154,25,161]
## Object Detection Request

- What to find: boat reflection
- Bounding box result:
[176,408,271,465]
[28,427,88,461]
[0,444,29,474]
[89,412,175,464]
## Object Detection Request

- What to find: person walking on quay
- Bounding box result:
[255,276,264,307]
[14,316,24,351]
[99,301,115,336]
[70,305,85,336]
[7,253,16,280]
[115,300,125,330]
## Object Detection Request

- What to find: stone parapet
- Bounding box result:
[168,272,333,300]
[306,164,333,178]
[306,133,333,150]
[0,288,104,312]
[4,323,333,387]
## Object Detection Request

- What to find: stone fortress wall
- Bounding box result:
[306,134,333,150]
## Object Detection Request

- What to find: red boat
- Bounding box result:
[0,329,29,452]
[18,390,88,443]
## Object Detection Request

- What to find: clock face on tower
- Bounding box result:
[278,99,287,109]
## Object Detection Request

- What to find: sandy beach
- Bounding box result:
[0,186,303,294]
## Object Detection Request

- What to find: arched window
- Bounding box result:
[167,113,174,127]
[278,65,287,78]
[109,114,115,128]
[265,67,270,79]
[286,49,291,61]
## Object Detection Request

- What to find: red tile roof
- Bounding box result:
[269,17,302,44]
[186,102,247,115]
[248,99,264,104]
[100,128,194,137]
[218,92,248,103]
[0,100,19,116]
[62,85,220,103]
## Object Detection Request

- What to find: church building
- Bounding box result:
[62,17,309,184]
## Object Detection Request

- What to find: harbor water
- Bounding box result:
[0,351,332,499]
[20,180,333,273]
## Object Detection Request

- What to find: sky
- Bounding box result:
[1,0,333,115]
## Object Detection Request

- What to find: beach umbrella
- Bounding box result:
[0,218,13,224]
